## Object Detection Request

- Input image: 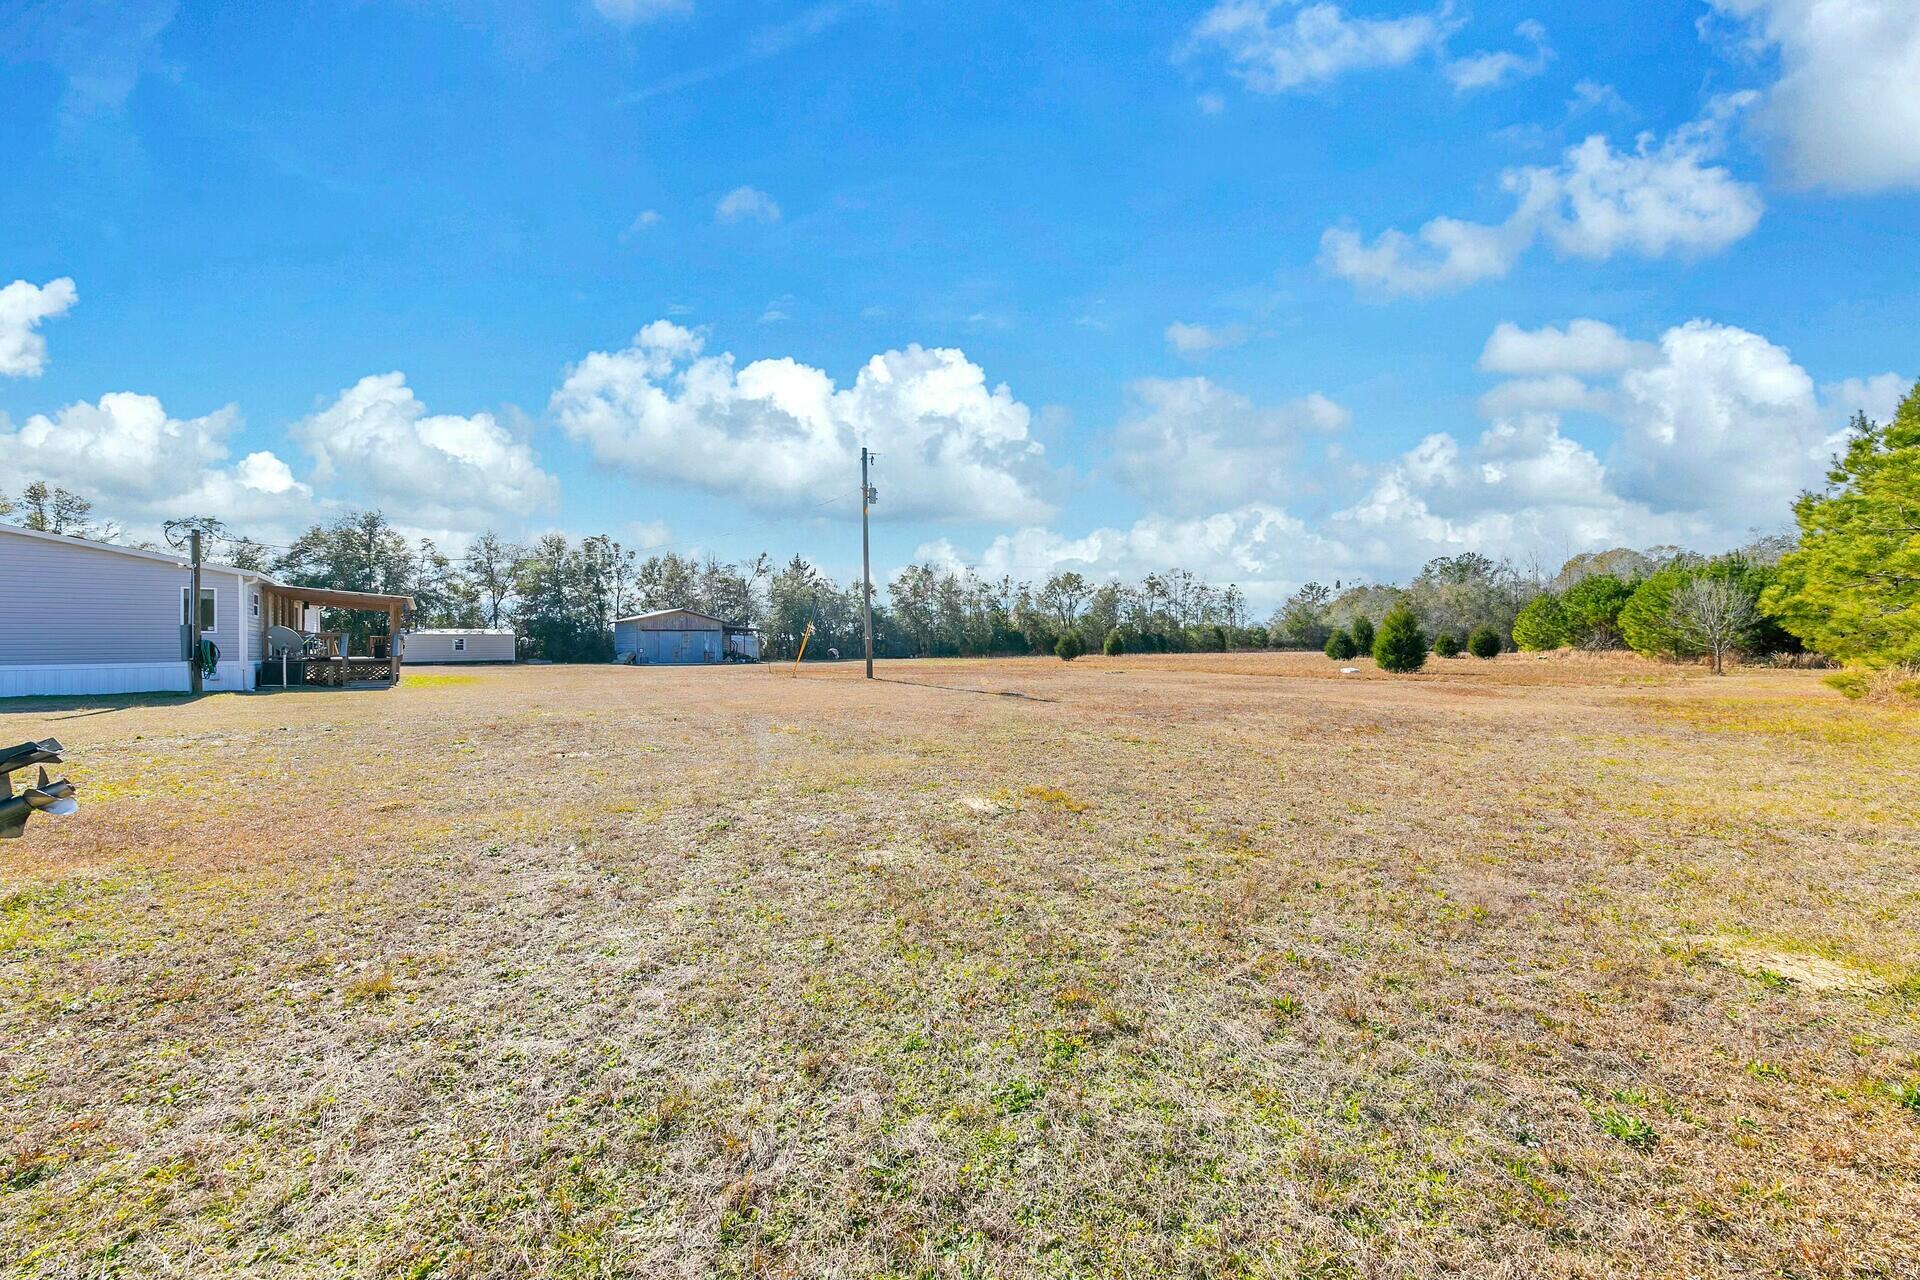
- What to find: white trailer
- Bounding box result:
[405,629,517,664]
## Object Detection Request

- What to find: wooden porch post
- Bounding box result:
[389,603,402,685]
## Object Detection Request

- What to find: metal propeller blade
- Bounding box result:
[0,748,79,835]
[0,739,64,776]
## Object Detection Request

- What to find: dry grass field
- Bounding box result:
[2,653,1917,1279]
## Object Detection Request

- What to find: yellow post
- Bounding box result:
[791,622,814,677]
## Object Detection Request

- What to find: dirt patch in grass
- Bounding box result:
[1697,938,1888,993]
[2,653,1917,1278]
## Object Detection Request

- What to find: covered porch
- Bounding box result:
[257,584,414,688]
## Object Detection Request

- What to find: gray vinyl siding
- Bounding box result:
[211,566,252,671]
[0,528,248,669]
[3,531,170,664]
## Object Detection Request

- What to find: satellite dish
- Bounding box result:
[267,625,305,656]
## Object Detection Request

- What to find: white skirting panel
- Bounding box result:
[203,660,254,691]
[0,662,254,698]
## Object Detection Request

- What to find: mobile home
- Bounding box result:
[0,522,411,697]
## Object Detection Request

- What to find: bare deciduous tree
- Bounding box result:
[464,531,522,628]
[1670,576,1757,675]
[1040,571,1092,629]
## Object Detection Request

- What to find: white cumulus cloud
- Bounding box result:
[1568,80,1631,118]
[1708,0,1920,192]
[1445,19,1552,92]
[0,391,313,529]
[1321,212,1537,297]
[1479,319,1658,376]
[1475,374,1615,420]
[942,414,1684,606]
[1478,318,1897,527]
[1112,377,1348,515]
[928,315,1905,604]
[1184,0,1453,93]
[293,373,559,530]
[1820,372,1909,427]
[1165,321,1250,358]
[955,503,1352,601]
[1322,102,1763,296]
[0,278,78,377]
[1609,319,1830,520]
[551,321,1053,523]
[714,185,781,224]
[1325,415,1693,572]
[621,210,663,241]
[1188,3,1556,97]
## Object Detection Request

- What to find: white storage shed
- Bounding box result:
[405,628,516,663]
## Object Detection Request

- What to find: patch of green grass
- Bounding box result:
[990,1077,1045,1116]
[1822,672,1869,699]
[1023,785,1090,814]
[1596,1110,1657,1147]
[343,970,395,1001]
[1267,994,1305,1023]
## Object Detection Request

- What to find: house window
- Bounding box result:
[250,592,260,619]
[452,637,466,652]
[182,587,216,633]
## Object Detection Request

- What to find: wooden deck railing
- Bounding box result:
[258,657,397,687]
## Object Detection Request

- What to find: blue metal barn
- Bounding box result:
[613,608,759,664]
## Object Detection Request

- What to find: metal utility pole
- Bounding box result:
[188,529,203,694]
[861,447,875,679]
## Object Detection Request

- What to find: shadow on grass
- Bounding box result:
[0,691,219,720]
[2,685,395,720]
[873,677,1057,703]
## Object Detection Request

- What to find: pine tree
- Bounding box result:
[1348,614,1375,654]
[1560,574,1635,648]
[1511,594,1568,651]
[1765,386,1920,666]
[1373,606,1428,673]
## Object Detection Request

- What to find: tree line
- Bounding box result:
[1296,382,1918,675]
[6,380,1914,671]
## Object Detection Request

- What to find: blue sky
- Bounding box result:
[3,0,1916,606]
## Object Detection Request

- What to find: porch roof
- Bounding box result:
[261,583,414,611]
